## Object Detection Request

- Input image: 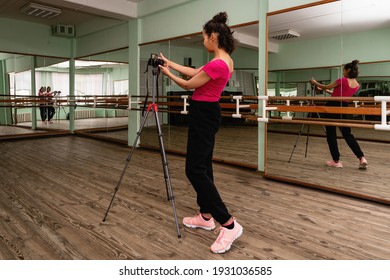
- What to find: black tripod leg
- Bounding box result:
[102,110,151,222]
[153,108,181,238]
[305,124,311,158]
[288,123,305,163]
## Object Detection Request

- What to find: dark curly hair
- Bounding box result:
[344,59,359,78]
[203,12,237,54]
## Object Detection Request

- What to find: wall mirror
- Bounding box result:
[138,22,259,169]
[266,0,390,204]
[0,52,70,139]
[72,48,129,143]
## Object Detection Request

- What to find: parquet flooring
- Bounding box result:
[1,136,390,260]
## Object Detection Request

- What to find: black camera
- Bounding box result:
[148,53,164,68]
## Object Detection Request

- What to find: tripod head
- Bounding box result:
[148,53,164,69]
[142,54,163,114]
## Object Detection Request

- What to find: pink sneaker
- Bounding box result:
[326,160,343,168]
[359,157,368,169]
[210,220,243,254]
[183,213,215,231]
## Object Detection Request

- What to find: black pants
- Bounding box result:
[323,101,364,161]
[47,106,55,121]
[185,100,231,225]
[39,106,47,121]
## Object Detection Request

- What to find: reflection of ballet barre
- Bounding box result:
[2,94,390,131]
[374,96,390,130]
[255,95,390,131]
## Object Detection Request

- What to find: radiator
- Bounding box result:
[17,112,32,123]
[75,110,96,119]
[116,110,129,117]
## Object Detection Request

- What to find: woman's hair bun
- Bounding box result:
[352,59,359,65]
[212,12,228,24]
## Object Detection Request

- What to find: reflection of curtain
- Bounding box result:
[51,73,69,95]
[75,74,104,95]
[15,71,31,96]
[113,80,128,95]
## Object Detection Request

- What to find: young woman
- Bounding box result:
[159,12,243,254]
[38,86,47,123]
[45,86,56,124]
[310,60,368,169]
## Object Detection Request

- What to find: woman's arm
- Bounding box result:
[159,65,211,90]
[160,53,201,78]
[310,78,338,90]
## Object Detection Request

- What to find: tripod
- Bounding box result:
[288,86,326,163]
[103,66,181,238]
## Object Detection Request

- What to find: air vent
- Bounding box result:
[20,2,62,19]
[51,24,75,38]
[269,29,300,41]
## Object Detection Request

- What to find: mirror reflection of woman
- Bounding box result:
[159,12,243,254]
[310,60,368,169]
[46,86,56,124]
[38,86,47,123]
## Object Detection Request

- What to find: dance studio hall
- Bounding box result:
[1,0,390,261]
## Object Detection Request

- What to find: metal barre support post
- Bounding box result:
[257,95,277,122]
[180,95,189,114]
[374,96,390,131]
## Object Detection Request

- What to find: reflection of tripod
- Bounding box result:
[103,66,181,238]
[288,86,326,163]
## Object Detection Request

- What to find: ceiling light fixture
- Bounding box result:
[269,29,300,40]
[20,2,62,19]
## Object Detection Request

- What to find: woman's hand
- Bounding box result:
[310,78,317,86]
[159,52,170,68]
[159,64,171,76]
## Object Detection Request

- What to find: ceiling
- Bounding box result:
[0,0,144,28]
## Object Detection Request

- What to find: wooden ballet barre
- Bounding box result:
[269,118,375,129]
[245,115,376,129]
[275,105,382,115]
[285,116,380,125]
[267,96,376,102]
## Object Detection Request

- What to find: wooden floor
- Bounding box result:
[1,136,390,260]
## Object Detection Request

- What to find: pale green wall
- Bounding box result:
[140,0,260,44]
[76,23,129,58]
[342,28,390,63]
[269,27,390,71]
[232,48,259,69]
[0,18,70,57]
[268,0,320,12]
[137,0,194,18]
[5,55,33,73]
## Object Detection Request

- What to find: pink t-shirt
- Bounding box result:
[192,59,232,102]
[331,77,360,97]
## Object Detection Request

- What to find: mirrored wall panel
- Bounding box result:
[0,53,70,139]
[266,0,390,204]
[71,48,129,143]
[138,23,259,168]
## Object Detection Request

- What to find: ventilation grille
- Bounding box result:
[269,29,300,41]
[75,110,96,119]
[52,24,75,37]
[20,2,62,19]
[17,112,32,123]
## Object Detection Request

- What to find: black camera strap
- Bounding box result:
[142,62,161,117]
